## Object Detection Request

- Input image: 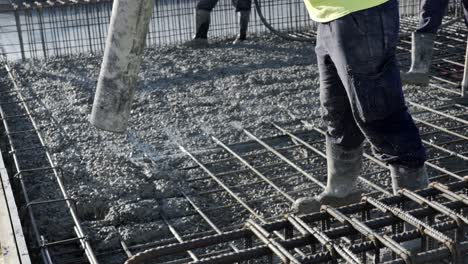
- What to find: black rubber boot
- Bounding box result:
[292,140,363,215]
[401,33,436,86]
[185,9,211,47]
[233,10,250,44]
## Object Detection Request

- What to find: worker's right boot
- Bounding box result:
[292,141,363,214]
[185,9,211,47]
[400,33,436,86]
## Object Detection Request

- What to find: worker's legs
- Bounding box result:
[332,0,428,188]
[292,23,366,214]
[294,0,428,215]
[330,0,427,170]
[185,0,220,46]
[231,0,252,43]
[401,0,449,85]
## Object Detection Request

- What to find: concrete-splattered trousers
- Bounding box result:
[196,0,252,12]
[416,0,468,33]
[316,0,426,168]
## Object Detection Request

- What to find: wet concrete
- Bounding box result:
[2,34,466,263]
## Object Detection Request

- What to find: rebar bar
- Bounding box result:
[0,61,98,263]
[125,179,468,264]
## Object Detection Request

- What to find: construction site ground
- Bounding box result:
[0,18,467,263]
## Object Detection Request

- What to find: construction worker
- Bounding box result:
[401,0,468,85]
[293,0,428,214]
[186,0,251,46]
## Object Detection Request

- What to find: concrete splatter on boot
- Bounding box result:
[184,9,210,47]
[233,10,250,44]
[390,164,429,195]
[400,33,436,86]
[292,140,363,214]
[380,164,429,261]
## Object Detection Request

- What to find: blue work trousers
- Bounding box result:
[416,0,468,33]
[197,0,252,12]
[316,0,426,167]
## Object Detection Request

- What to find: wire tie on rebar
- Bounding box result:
[40,236,48,248]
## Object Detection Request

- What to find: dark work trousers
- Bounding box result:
[416,0,468,33]
[197,0,252,12]
[316,0,426,168]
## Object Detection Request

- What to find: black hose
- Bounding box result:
[253,0,314,42]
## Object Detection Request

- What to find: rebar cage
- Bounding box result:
[0,0,465,60]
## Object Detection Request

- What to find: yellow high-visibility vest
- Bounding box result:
[303,0,389,22]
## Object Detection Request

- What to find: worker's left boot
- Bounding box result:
[400,33,436,86]
[390,164,429,195]
[233,10,250,44]
[380,164,429,261]
[292,141,363,214]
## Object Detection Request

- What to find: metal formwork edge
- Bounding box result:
[0,143,31,263]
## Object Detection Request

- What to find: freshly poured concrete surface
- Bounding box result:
[3,34,467,263]
[0,151,30,264]
[5,36,322,259]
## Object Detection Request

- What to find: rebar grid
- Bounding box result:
[115,100,468,264]
[124,179,468,264]
[0,1,466,263]
[117,17,468,263]
[0,61,98,263]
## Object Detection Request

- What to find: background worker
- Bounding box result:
[186,0,251,46]
[293,0,429,214]
[402,0,468,85]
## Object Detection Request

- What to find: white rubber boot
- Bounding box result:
[401,33,436,86]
